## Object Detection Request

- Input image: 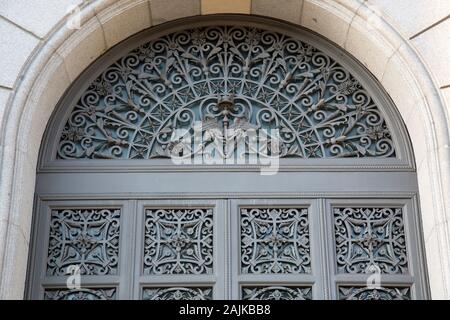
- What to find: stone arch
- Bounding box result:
[0,0,448,298]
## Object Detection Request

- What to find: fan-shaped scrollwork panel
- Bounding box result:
[56,25,397,161]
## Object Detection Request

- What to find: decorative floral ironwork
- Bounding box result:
[339,286,411,300]
[241,208,310,274]
[57,26,396,160]
[46,208,120,276]
[142,287,212,300]
[144,208,214,274]
[333,207,408,274]
[44,288,116,300]
[242,286,312,300]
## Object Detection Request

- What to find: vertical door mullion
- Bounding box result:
[316,198,333,300]
[310,198,328,300]
[132,200,143,299]
[224,198,231,300]
[215,199,228,299]
[118,200,137,299]
[321,197,342,300]
[229,199,239,300]
[32,199,51,299]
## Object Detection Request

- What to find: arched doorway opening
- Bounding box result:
[26,16,429,300]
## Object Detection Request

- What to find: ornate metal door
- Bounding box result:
[26,17,429,300]
[28,197,427,299]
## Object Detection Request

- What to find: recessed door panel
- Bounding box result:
[229,199,326,300]
[323,198,428,300]
[28,200,135,300]
[134,199,227,300]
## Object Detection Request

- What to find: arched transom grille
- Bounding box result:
[57,26,395,160]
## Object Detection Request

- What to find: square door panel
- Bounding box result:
[135,200,226,299]
[230,199,326,300]
[28,200,133,300]
[324,198,428,300]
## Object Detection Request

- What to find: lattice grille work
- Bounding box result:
[46,208,121,276]
[144,208,214,275]
[333,207,408,274]
[57,26,396,160]
[240,207,311,274]
[338,286,411,300]
[142,287,213,300]
[242,286,312,300]
[44,288,116,300]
